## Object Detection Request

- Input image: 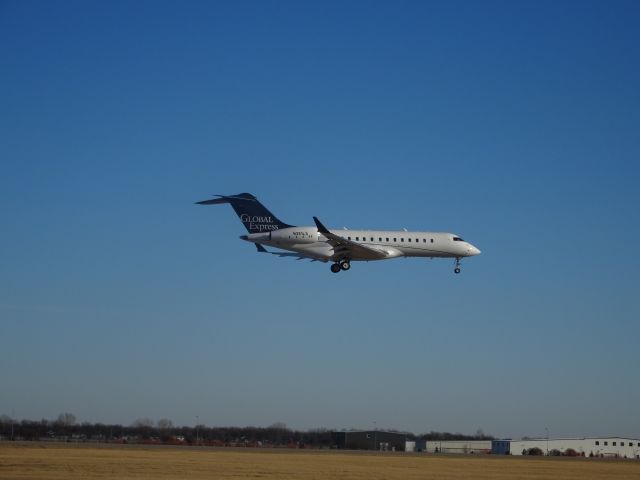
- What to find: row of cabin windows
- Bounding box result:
[346,236,435,244]
[594,441,639,446]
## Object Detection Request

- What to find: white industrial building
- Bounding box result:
[492,438,640,458]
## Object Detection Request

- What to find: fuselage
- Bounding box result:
[242,226,481,262]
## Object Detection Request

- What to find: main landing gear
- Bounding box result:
[454,257,462,274]
[330,260,351,273]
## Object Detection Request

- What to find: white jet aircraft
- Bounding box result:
[197,193,481,274]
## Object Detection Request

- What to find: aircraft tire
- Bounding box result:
[330,263,341,273]
[454,267,461,274]
[340,261,351,271]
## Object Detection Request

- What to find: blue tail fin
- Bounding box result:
[196,193,292,233]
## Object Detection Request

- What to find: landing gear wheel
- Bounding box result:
[340,260,351,271]
[454,267,461,274]
[330,263,341,273]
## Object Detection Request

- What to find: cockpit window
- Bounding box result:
[453,237,464,242]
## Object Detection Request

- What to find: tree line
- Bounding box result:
[0,414,492,447]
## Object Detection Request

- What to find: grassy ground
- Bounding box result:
[1,442,639,479]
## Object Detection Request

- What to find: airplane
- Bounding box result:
[197,193,481,274]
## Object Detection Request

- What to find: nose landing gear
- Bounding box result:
[454,257,462,274]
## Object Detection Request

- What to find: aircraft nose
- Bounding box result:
[468,245,481,256]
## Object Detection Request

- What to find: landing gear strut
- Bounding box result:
[330,260,351,273]
[454,257,462,274]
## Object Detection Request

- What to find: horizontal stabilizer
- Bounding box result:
[196,193,258,205]
[195,198,226,205]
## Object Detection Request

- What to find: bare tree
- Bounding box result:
[131,418,154,440]
[157,418,173,430]
[56,413,76,426]
[0,414,15,440]
[0,414,13,425]
[269,422,287,430]
[131,418,154,428]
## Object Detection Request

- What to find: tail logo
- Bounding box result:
[240,213,280,232]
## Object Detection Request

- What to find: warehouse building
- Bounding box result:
[415,439,491,454]
[492,438,640,458]
[331,431,407,451]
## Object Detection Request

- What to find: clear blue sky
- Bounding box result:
[1,0,639,439]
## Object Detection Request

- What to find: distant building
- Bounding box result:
[415,440,491,454]
[331,431,407,451]
[492,438,640,458]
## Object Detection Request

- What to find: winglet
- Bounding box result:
[255,243,268,253]
[313,216,330,234]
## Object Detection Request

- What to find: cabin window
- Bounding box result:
[423,239,426,243]
[431,239,434,243]
[393,238,396,242]
[408,238,411,242]
[604,442,608,446]
[415,238,419,243]
[370,237,373,242]
[378,237,382,242]
[613,442,616,446]
[401,238,404,242]
[348,237,351,240]
[621,442,625,446]
[386,237,389,242]
[595,441,599,445]
[356,237,359,241]
[453,237,464,242]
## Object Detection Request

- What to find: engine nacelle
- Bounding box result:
[383,247,404,258]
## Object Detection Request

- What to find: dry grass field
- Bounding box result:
[1,442,639,480]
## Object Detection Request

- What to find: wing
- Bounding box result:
[313,216,388,261]
[254,243,324,262]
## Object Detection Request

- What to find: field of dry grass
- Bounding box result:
[1,442,639,480]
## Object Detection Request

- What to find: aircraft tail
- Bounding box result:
[196,193,292,233]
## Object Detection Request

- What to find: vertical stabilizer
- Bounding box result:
[196,193,292,233]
